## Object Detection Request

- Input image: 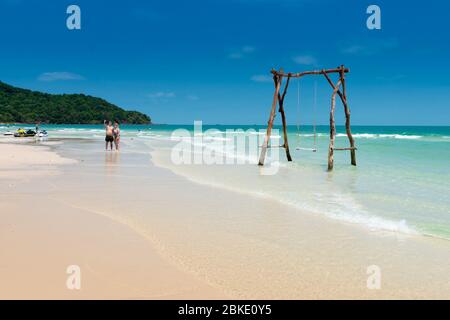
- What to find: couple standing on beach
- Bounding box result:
[104,120,121,151]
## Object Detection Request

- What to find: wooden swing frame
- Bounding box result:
[258,65,357,171]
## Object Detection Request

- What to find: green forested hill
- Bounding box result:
[0,81,151,124]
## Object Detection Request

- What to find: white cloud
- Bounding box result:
[186,94,199,101]
[228,45,255,59]
[148,91,176,99]
[147,91,176,104]
[341,45,366,55]
[38,72,84,82]
[251,75,273,83]
[292,55,318,66]
[341,39,399,55]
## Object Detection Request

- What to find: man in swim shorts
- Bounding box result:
[104,120,114,151]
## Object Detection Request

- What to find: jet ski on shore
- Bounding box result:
[36,130,48,139]
[14,128,36,137]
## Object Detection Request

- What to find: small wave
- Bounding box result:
[193,130,227,136]
[335,133,423,139]
[349,133,377,138]
[203,136,232,142]
[380,134,422,139]
[280,192,417,235]
[137,134,172,141]
[297,133,327,137]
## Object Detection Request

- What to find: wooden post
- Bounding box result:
[258,72,282,166]
[339,66,356,166]
[328,79,341,171]
[278,75,292,161]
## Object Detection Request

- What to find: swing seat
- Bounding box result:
[296,147,317,152]
[294,78,318,154]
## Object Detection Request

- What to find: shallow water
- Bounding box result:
[2,124,450,240]
[3,132,450,298]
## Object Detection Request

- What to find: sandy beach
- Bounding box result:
[1,137,450,299]
[0,141,224,299]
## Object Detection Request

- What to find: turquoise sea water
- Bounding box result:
[2,123,450,240]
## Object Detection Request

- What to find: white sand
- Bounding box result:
[1,139,450,299]
[0,141,224,299]
[0,142,76,179]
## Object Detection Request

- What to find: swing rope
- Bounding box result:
[313,79,317,149]
[296,78,318,152]
[296,78,301,146]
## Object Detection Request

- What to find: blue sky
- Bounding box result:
[1,0,449,125]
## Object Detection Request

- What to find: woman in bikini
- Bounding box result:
[113,121,121,151]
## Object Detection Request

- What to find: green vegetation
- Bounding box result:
[0,81,151,124]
